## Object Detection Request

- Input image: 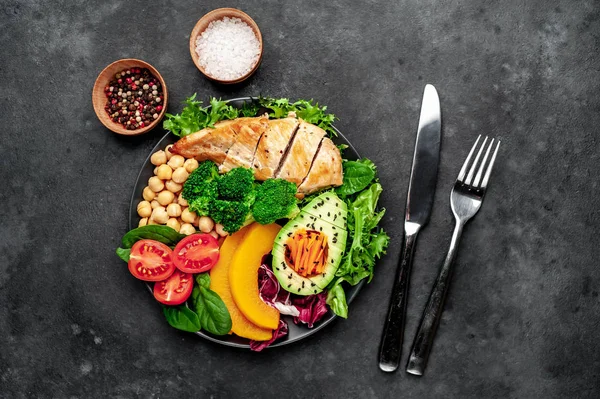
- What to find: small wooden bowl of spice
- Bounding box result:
[92,59,168,135]
[190,8,263,84]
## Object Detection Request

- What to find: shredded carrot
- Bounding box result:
[284,229,329,277]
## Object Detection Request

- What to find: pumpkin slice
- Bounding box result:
[229,223,281,330]
[209,226,273,341]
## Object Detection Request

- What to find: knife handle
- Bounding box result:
[378,222,421,372]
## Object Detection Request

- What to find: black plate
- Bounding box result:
[129,97,364,349]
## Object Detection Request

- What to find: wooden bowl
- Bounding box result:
[92,59,168,136]
[189,8,263,84]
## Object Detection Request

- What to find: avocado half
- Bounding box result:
[271,192,348,295]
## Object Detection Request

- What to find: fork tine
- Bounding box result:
[465,136,488,186]
[473,138,494,187]
[457,135,481,182]
[481,140,500,189]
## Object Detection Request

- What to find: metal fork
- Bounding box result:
[405,135,500,376]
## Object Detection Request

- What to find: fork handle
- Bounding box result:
[378,221,421,372]
[406,221,464,376]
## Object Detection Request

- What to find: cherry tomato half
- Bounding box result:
[172,234,220,274]
[128,240,175,282]
[153,270,194,305]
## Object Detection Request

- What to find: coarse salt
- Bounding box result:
[195,17,261,81]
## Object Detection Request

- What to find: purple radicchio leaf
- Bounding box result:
[249,319,289,352]
[258,264,299,316]
[292,291,329,328]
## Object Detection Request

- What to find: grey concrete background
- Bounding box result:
[1,0,599,397]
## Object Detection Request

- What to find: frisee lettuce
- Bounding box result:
[257,97,337,136]
[163,95,338,137]
[326,159,390,318]
[163,94,241,137]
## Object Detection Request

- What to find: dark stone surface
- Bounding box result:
[1,0,599,397]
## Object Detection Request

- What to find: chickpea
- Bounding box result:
[166,218,181,232]
[156,164,173,180]
[209,231,219,240]
[153,166,159,175]
[137,201,152,218]
[179,223,196,235]
[171,167,189,184]
[138,217,148,227]
[151,150,167,166]
[148,176,164,192]
[151,206,169,224]
[148,218,158,225]
[167,155,185,169]
[215,223,229,237]
[142,186,156,201]
[198,216,214,233]
[181,208,197,224]
[165,180,182,193]
[157,190,175,206]
[151,200,160,209]
[184,158,199,173]
[167,203,182,217]
[165,144,174,160]
[178,196,188,207]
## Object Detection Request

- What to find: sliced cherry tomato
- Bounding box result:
[128,240,175,282]
[153,270,193,305]
[172,234,220,273]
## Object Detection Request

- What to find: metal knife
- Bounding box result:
[378,84,442,372]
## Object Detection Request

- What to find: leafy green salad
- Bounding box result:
[162,95,390,319]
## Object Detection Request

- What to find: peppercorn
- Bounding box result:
[103,67,164,130]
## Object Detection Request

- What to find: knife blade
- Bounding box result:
[378,84,441,372]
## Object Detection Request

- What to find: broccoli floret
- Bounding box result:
[187,181,218,216]
[210,199,252,233]
[182,161,219,201]
[217,167,255,201]
[251,179,300,224]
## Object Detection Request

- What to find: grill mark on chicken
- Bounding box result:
[297,137,325,190]
[271,120,301,178]
[298,137,343,194]
[251,118,300,180]
[219,117,268,173]
[275,120,326,186]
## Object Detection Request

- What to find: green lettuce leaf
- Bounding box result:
[326,281,348,319]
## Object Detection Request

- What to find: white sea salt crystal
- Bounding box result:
[195,17,261,81]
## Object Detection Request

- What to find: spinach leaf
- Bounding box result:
[162,305,201,332]
[326,281,348,319]
[121,225,186,248]
[192,286,232,335]
[336,160,377,197]
[115,247,130,262]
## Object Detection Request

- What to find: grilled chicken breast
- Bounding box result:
[220,117,269,173]
[251,118,299,180]
[170,119,238,163]
[171,116,343,194]
[297,138,343,195]
[276,120,326,185]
